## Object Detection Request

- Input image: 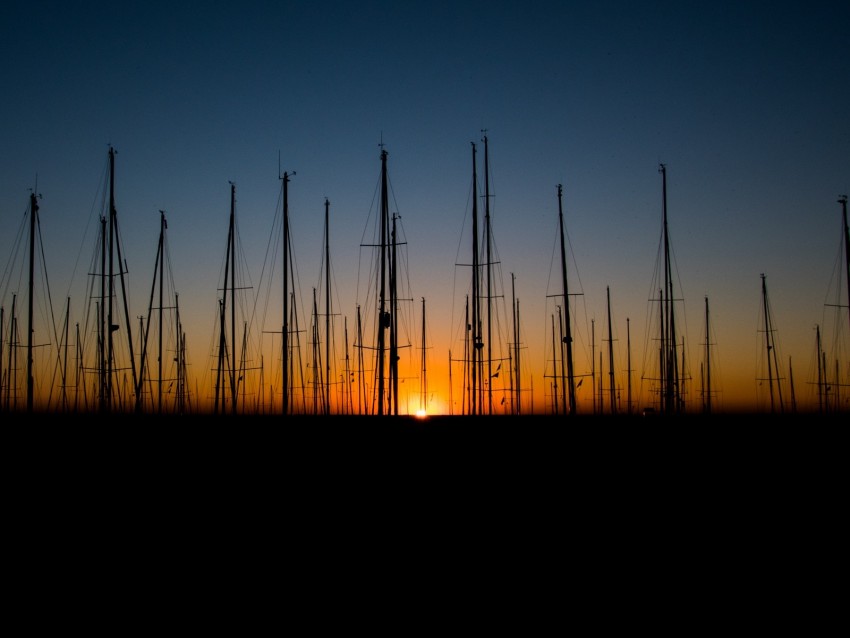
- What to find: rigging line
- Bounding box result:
[66,155,110,302]
[254,185,283,333]
[35,208,63,361]
[0,202,30,298]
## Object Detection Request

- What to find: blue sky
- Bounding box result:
[1,1,848,413]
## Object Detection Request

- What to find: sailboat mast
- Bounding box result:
[136,210,163,413]
[511,273,522,414]
[760,273,785,413]
[107,147,116,410]
[26,191,37,413]
[390,214,399,415]
[229,184,237,414]
[420,297,427,414]
[483,132,493,414]
[281,170,291,415]
[704,296,711,414]
[761,274,774,412]
[99,215,106,412]
[557,184,576,414]
[816,324,824,412]
[626,317,632,415]
[470,142,481,415]
[840,195,849,339]
[324,197,331,415]
[551,313,558,413]
[659,163,680,414]
[158,211,165,414]
[377,148,389,415]
[62,297,70,412]
[607,286,616,414]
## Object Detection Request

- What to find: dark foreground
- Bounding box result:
[4,411,845,473]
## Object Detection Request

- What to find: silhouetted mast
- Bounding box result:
[420,297,427,414]
[102,147,138,412]
[377,148,389,415]
[511,273,522,414]
[760,273,784,413]
[659,163,680,414]
[483,132,493,413]
[704,296,712,414]
[840,195,849,339]
[557,184,576,415]
[606,286,616,414]
[26,191,38,413]
[470,142,482,414]
[281,169,292,415]
[324,197,331,415]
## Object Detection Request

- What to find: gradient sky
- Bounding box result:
[1,1,848,414]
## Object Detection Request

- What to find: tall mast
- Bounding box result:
[101,147,138,412]
[158,211,164,413]
[483,132,493,414]
[626,317,632,415]
[420,297,427,414]
[389,214,398,415]
[377,147,389,415]
[760,273,784,413]
[704,296,711,414]
[107,147,116,410]
[469,143,482,414]
[26,191,38,413]
[136,210,166,413]
[511,273,522,414]
[99,215,106,412]
[324,197,331,415]
[606,286,616,414]
[840,195,849,339]
[229,184,237,414]
[659,163,680,414]
[557,184,576,414]
[281,170,292,415]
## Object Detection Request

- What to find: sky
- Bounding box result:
[1,0,848,415]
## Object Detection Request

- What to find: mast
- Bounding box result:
[356,304,366,414]
[557,305,566,415]
[816,324,824,413]
[281,169,292,416]
[62,297,70,412]
[311,288,321,414]
[704,296,711,414]
[591,318,595,414]
[551,313,558,414]
[390,213,399,415]
[26,191,38,413]
[511,273,522,414]
[420,297,427,414]
[557,184,576,415]
[216,182,237,414]
[136,210,166,413]
[377,148,389,415]
[626,317,632,415]
[606,286,616,414]
[659,163,680,414]
[470,142,481,415]
[229,184,236,414]
[107,148,115,411]
[101,147,138,412]
[760,273,784,413]
[841,195,849,339]
[483,131,493,414]
[99,214,106,412]
[324,197,331,415]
